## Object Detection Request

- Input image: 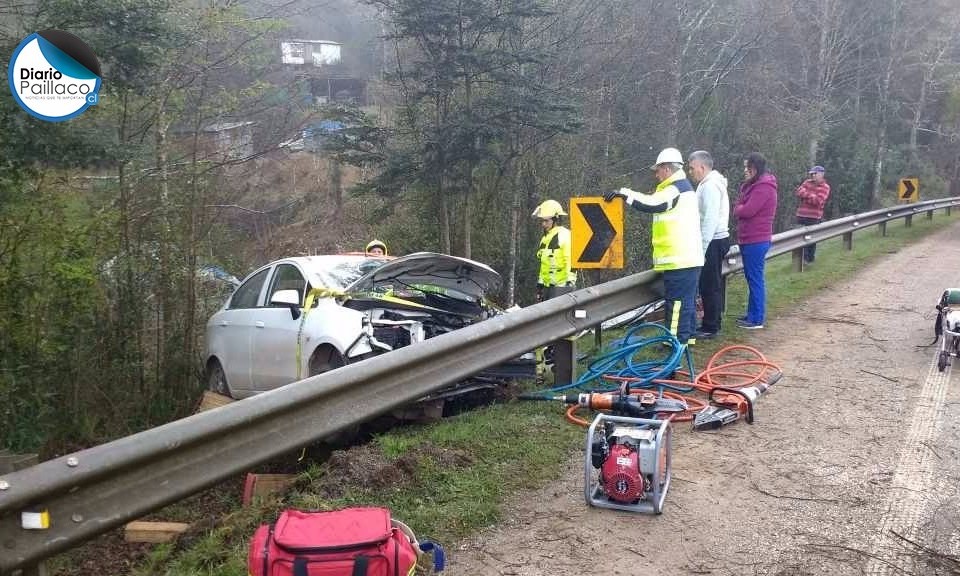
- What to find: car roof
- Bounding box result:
[274,255,391,289]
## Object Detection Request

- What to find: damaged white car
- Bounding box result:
[204,252,509,399]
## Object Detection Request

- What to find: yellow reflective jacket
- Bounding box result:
[621,169,704,271]
[537,225,576,286]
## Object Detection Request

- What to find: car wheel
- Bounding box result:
[207,359,232,397]
[309,345,346,376]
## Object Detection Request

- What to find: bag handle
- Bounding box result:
[391,519,445,573]
[352,555,369,576]
[292,555,369,576]
[418,541,445,573]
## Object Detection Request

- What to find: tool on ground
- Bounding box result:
[549,392,687,419]
[584,414,670,514]
[691,374,780,431]
[934,288,960,372]
[692,404,740,430]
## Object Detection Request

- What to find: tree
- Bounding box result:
[362,0,578,260]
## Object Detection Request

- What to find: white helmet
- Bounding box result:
[650,147,683,168]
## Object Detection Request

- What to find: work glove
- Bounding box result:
[603,189,625,202]
[536,284,544,302]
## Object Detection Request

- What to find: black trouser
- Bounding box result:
[698,237,730,334]
[544,285,573,300]
[797,216,820,262]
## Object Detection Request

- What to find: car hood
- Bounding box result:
[346,252,501,300]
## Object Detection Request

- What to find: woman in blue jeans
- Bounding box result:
[733,153,778,329]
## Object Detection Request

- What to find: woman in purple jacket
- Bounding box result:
[734,152,778,329]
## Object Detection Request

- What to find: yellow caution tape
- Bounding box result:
[296,287,347,379]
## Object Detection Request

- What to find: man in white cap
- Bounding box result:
[604,148,703,345]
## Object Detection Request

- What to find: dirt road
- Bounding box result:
[450,222,960,575]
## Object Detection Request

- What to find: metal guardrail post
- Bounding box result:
[879,221,887,236]
[842,231,853,250]
[792,247,804,272]
[948,205,953,216]
[905,214,913,227]
[554,338,577,385]
[719,275,727,316]
[926,209,934,220]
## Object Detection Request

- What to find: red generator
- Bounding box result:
[585,414,671,514]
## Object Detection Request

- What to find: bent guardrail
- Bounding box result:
[0,272,664,574]
[0,196,957,574]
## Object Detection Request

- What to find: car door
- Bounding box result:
[250,262,308,392]
[213,266,272,396]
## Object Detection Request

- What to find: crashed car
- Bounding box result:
[204,252,513,399]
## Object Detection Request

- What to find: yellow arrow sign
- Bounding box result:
[898,178,919,203]
[571,197,623,269]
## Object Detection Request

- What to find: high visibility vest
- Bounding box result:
[651,176,704,271]
[537,226,576,286]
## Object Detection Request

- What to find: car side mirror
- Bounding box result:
[270,289,302,320]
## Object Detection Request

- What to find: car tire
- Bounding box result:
[207,359,232,397]
[309,345,346,376]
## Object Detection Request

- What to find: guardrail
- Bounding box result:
[722,197,960,275]
[0,270,663,574]
[1,196,957,575]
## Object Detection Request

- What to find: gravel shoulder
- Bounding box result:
[449,222,960,576]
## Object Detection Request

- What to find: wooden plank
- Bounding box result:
[0,452,38,474]
[242,473,297,506]
[194,391,235,414]
[123,521,190,544]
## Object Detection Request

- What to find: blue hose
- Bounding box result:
[530,323,696,398]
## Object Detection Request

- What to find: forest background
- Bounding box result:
[2,0,959,453]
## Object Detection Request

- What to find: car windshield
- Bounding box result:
[310,255,391,289]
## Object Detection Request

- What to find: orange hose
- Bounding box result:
[563,344,781,426]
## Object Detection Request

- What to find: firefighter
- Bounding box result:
[604,147,703,345]
[365,239,387,257]
[531,199,576,380]
[532,199,576,301]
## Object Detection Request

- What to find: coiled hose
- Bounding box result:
[521,322,782,427]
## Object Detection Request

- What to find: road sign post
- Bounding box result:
[898,178,919,203]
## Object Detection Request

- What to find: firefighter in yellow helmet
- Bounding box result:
[532,199,576,302]
[365,239,387,257]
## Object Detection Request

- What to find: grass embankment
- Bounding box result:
[123,212,956,576]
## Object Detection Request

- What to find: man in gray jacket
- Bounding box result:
[688,150,730,339]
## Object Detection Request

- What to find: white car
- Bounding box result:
[204,252,503,398]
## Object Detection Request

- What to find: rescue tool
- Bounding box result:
[691,376,779,431]
[551,392,687,419]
